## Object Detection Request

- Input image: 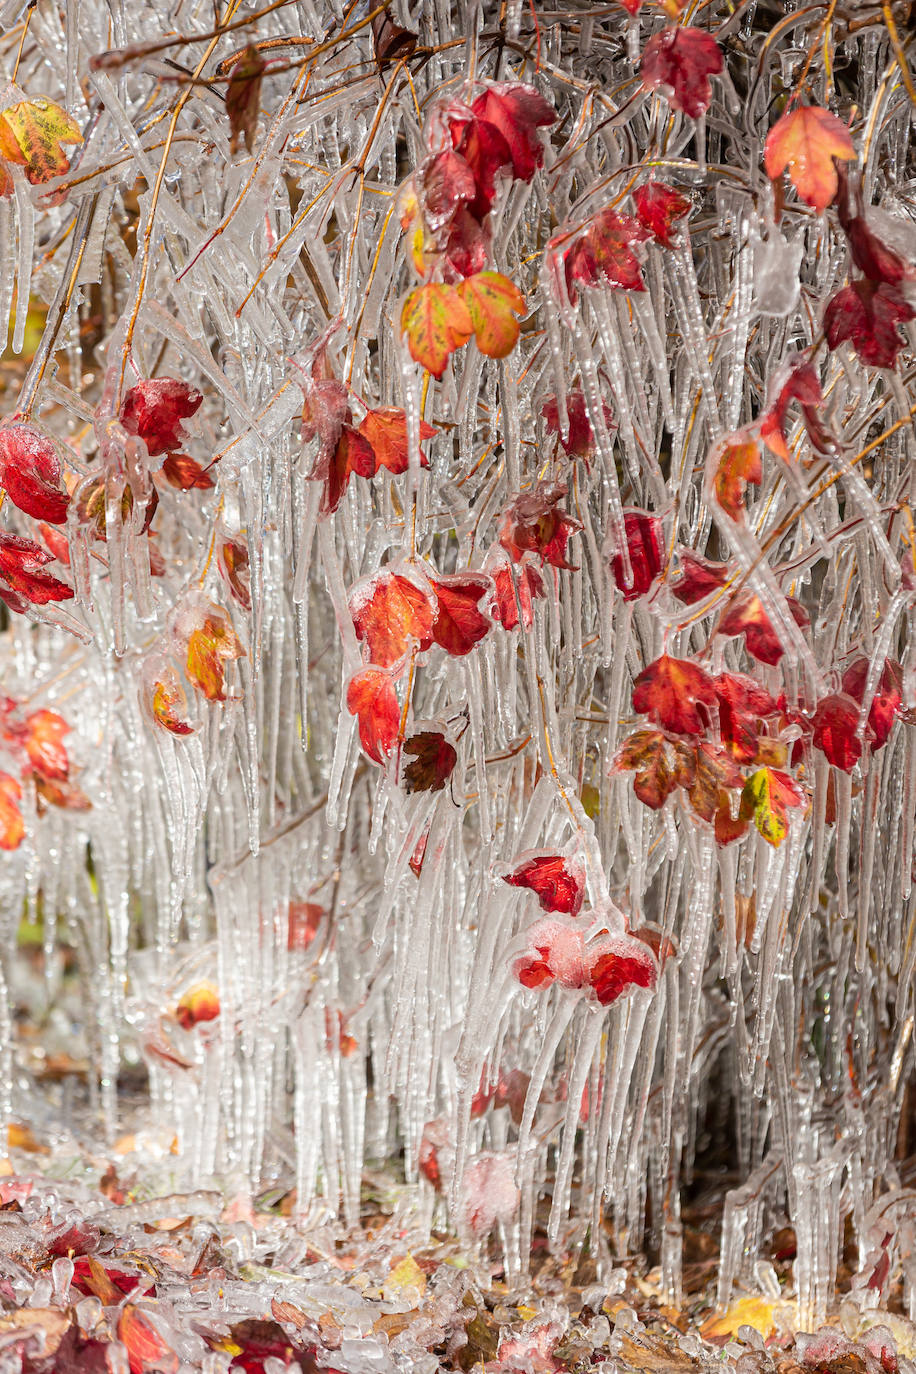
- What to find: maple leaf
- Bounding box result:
[346,667,400,763]
[159,454,214,491]
[763,104,855,211]
[185,606,245,702]
[499,482,581,569]
[321,423,377,517]
[147,662,195,736]
[608,509,665,601]
[402,730,458,792]
[632,181,691,247]
[0,772,24,852]
[457,271,526,357]
[218,538,251,610]
[841,657,902,750]
[287,900,325,951]
[175,982,220,1031]
[226,45,265,155]
[16,709,70,781]
[565,208,649,295]
[0,424,70,523]
[513,918,588,988]
[708,434,762,522]
[119,1305,178,1374]
[0,98,81,186]
[470,84,556,183]
[358,406,436,474]
[615,728,677,809]
[349,568,436,667]
[503,853,586,916]
[670,550,729,605]
[718,591,809,666]
[640,27,723,119]
[586,932,658,1006]
[0,532,73,611]
[759,357,829,460]
[835,162,913,287]
[485,550,545,631]
[714,672,779,762]
[633,654,717,736]
[740,767,805,846]
[824,279,914,369]
[401,282,474,377]
[120,378,203,457]
[811,692,863,771]
[542,388,616,460]
[430,573,493,655]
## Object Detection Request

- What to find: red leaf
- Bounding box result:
[708,434,762,522]
[0,773,24,851]
[0,424,70,523]
[739,767,806,846]
[449,111,513,219]
[718,591,809,666]
[16,709,70,781]
[499,481,581,569]
[841,656,902,749]
[632,181,691,247]
[503,853,585,916]
[759,357,829,460]
[418,149,477,231]
[218,538,251,611]
[632,654,717,736]
[485,550,544,630]
[0,532,73,610]
[811,692,863,771]
[469,83,556,183]
[159,454,214,490]
[763,104,855,211]
[120,378,203,457]
[835,163,912,287]
[614,729,677,809]
[640,27,723,119]
[119,1306,178,1374]
[148,664,195,736]
[322,423,377,517]
[175,981,220,1030]
[714,672,779,762]
[566,208,649,295]
[670,550,729,605]
[402,730,458,792]
[287,901,324,951]
[37,522,71,566]
[357,406,436,474]
[681,740,743,821]
[513,918,588,988]
[349,568,436,668]
[586,932,657,1006]
[346,667,400,763]
[609,509,664,601]
[543,388,616,460]
[430,573,492,655]
[824,279,915,369]
[183,604,245,702]
[401,281,474,377]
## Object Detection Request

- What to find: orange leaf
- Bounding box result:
[764,105,855,211]
[358,406,436,474]
[401,282,473,377]
[709,435,761,522]
[19,709,70,781]
[175,982,220,1030]
[346,667,400,763]
[0,98,82,186]
[349,568,436,668]
[457,271,526,358]
[119,1305,178,1374]
[0,773,24,851]
[632,654,717,736]
[185,607,245,702]
[151,666,195,736]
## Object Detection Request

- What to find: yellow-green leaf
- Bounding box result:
[740,767,804,847]
[401,282,473,377]
[457,270,526,358]
[0,99,81,186]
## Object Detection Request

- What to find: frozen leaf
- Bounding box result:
[485,551,544,630]
[357,406,436,474]
[350,568,436,667]
[75,474,158,541]
[499,481,581,569]
[503,853,586,915]
[718,590,809,666]
[824,279,914,368]
[608,509,664,601]
[763,104,855,211]
[633,181,691,247]
[402,730,457,792]
[841,656,902,749]
[159,454,214,491]
[449,110,513,219]
[119,1305,178,1374]
[401,282,474,377]
[37,522,71,566]
[759,357,828,460]
[587,932,658,1006]
[740,767,805,846]
[462,1152,519,1237]
[714,672,779,762]
[185,606,245,702]
[0,773,23,851]
[321,423,376,517]
[372,8,418,62]
[0,532,73,610]
[218,538,251,610]
[430,573,492,655]
[542,388,616,460]
[640,27,723,119]
[709,434,762,522]
[36,775,91,812]
[120,378,203,457]
[226,45,265,155]
[0,98,81,185]
[811,692,863,771]
[632,654,717,735]
[0,424,70,523]
[565,208,649,295]
[175,981,220,1030]
[17,709,70,781]
[470,84,556,182]
[615,729,677,809]
[287,901,324,951]
[346,667,400,763]
[701,1296,782,1341]
[513,918,588,988]
[148,664,195,736]
[680,741,743,822]
[670,550,729,605]
[457,271,526,357]
[835,163,913,287]
[414,149,476,233]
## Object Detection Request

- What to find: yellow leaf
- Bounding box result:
[401,282,473,378]
[700,1295,780,1340]
[0,98,81,187]
[185,607,245,702]
[457,271,526,358]
[384,1253,426,1297]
